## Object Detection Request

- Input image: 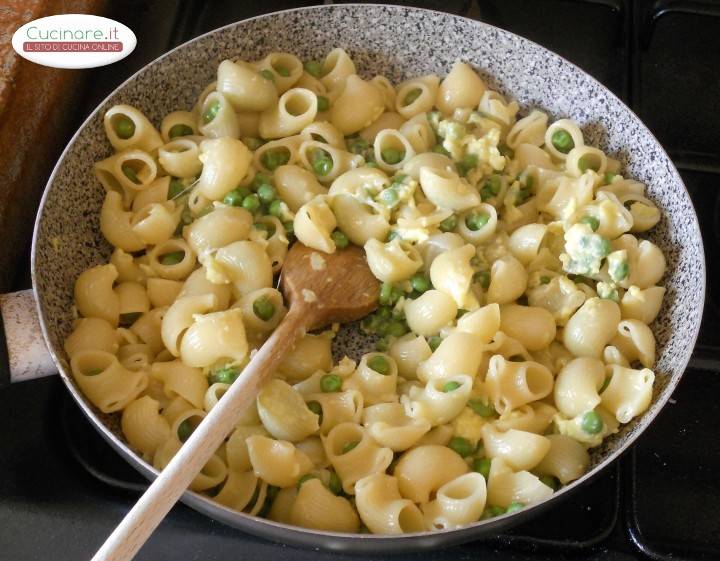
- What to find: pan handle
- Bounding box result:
[0,289,56,387]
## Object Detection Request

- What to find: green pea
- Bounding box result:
[168,123,193,138]
[122,164,139,184]
[113,116,135,139]
[329,471,342,495]
[297,474,317,490]
[403,88,422,106]
[427,335,442,352]
[274,65,290,77]
[177,419,193,442]
[169,178,187,199]
[448,436,474,458]
[86,368,103,376]
[256,184,276,204]
[379,282,394,306]
[457,153,479,177]
[551,129,574,154]
[386,321,408,337]
[331,230,349,249]
[242,194,261,213]
[160,251,185,266]
[614,261,629,281]
[579,215,600,231]
[317,95,330,112]
[304,60,323,78]
[202,100,220,124]
[581,410,604,434]
[431,144,450,156]
[119,312,142,327]
[539,474,559,491]
[380,187,399,206]
[409,274,431,294]
[283,220,294,237]
[223,187,250,207]
[367,355,390,375]
[311,149,333,176]
[578,155,599,173]
[347,136,369,155]
[442,381,461,393]
[342,441,359,454]
[320,374,343,393]
[251,173,272,190]
[244,137,264,151]
[260,69,275,81]
[481,505,506,519]
[506,502,524,514]
[261,148,290,171]
[253,296,275,321]
[381,147,405,165]
[474,270,490,289]
[468,399,496,418]
[465,211,490,231]
[210,367,239,385]
[604,172,617,184]
[481,175,501,200]
[473,457,492,479]
[540,275,551,285]
[264,201,281,218]
[307,400,322,418]
[439,215,458,232]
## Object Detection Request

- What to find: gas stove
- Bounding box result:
[1,2,718,560]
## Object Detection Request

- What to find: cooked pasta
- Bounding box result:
[67,50,667,534]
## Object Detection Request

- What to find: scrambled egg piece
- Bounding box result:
[452,407,487,445]
[438,120,467,160]
[436,117,506,178]
[607,249,629,284]
[560,223,612,276]
[465,128,506,172]
[596,281,619,301]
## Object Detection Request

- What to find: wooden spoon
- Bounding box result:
[92,243,379,561]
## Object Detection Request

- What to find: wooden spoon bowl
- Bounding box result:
[281,243,380,330]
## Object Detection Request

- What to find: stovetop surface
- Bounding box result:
[1,1,719,560]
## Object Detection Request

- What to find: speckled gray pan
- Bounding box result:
[30,3,705,553]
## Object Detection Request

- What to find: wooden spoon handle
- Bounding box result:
[91,305,308,561]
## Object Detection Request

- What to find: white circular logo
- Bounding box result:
[11,14,136,69]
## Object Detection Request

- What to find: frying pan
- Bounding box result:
[0,4,705,554]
